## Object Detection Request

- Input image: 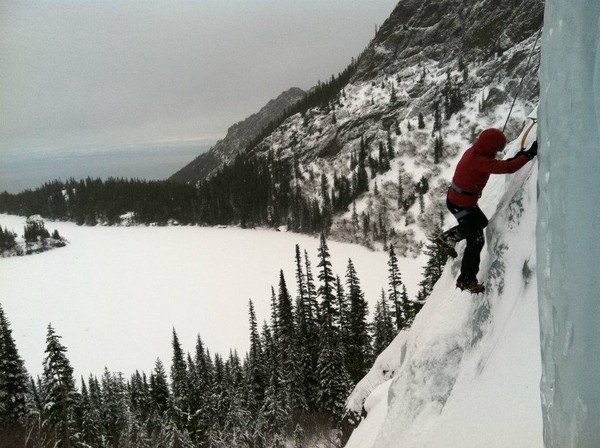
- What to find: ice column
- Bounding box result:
[538,1,600,447]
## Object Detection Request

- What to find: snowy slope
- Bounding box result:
[345,126,543,447]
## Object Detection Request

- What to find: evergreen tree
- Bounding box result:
[418,112,426,129]
[378,141,390,173]
[316,234,352,420]
[356,137,369,194]
[434,135,444,164]
[372,290,396,356]
[416,228,449,306]
[300,249,320,411]
[336,276,348,343]
[0,304,30,424]
[100,369,129,446]
[397,172,404,209]
[0,225,16,250]
[345,260,371,383]
[317,233,337,331]
[170,328,189,428]
[387,246,406,332]
[42,324,78,447]
[247,300,265,413]
[77,377,102,448]
[277,270,307,414]
[433,102,442,132]
[259,320,287,436]
[150,358,171,417]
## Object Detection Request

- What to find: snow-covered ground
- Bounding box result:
[345,127,543,447]
[0,217,422,381]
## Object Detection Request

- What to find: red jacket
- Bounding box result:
[447,128,529,207]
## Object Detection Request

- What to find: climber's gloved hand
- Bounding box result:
[523,140,538,160]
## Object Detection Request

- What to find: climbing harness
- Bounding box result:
[502,27,543,133]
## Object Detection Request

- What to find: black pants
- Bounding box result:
[441,198,488,279]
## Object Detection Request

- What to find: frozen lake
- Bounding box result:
[0,141,210,193]
[0,214,423,380]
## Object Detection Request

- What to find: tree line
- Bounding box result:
[0,138,395,238]
[0,235,444,447]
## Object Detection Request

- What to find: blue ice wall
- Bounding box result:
[538,1,600,446]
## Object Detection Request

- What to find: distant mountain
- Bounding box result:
[169,87,306,183]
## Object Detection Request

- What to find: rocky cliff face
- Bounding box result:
[169,87,305,182]
[170,0,543,256]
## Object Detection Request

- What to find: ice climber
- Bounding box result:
[436,128,537,293]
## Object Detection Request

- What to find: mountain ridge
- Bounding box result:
[169,87,306,182]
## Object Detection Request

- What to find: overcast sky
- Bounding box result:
[1,1,398,157]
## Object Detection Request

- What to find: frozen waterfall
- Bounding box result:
[538,1,600,447]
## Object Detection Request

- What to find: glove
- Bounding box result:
[523,140,538,160]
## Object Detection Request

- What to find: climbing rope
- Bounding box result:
[502,27,543,133]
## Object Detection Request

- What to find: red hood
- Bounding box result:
[473,128,507,157]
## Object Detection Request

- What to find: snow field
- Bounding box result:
[0,216,423,382]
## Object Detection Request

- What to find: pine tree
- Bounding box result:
[150,358,171,417]
[372,290,396,356]
[345,260,371,383]
[416,229,449,306]
[317,233,337,332]
[259,321,287,436]
[397,172,404,209]
[0,304,30,424]
[42,324,78,447]
[77,377,101,447]
[247,300,265,413]
[356,137,369,194]
[387,246,406,332]
[316,234,352,420]
[418,112,426,129]
[433,102,441,132]
[170,328,189,428]
[301,249,320,411]
[277,270,307,414]
[100,369,128,446]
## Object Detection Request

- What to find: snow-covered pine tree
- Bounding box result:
[191,337,214,442]
[345,260,372,383]
[277,271,307,415]
[356,137,369,194]
[128,370,152,441]
[372,290,396,356]
[387,245,406,331]
[247,300,265,413]
[100,369,129,446]
[41,323,79,447]
[211,353,230,431]
[317,233,337,331]
[150,358,171,419]
[270,286,280,343]
[0,304,30,424]
[297,248,320,412]
[171,328,190,429]
[316,234,352,421]
[77,377,102,448]
[258,321,287,436]
[417,228,448,302]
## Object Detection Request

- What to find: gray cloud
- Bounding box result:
[1,0,397,155]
